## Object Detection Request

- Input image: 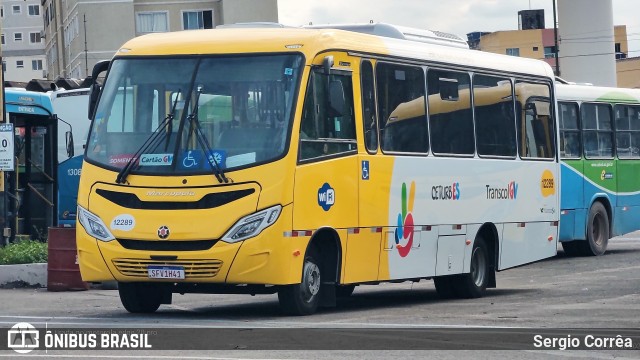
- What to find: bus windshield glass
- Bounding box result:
[86,54,303,174]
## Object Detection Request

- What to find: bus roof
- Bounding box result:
[117,27,555,79]
[5,88,54,117]
[556,83,640,103]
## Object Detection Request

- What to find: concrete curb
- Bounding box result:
[0,263,47,287]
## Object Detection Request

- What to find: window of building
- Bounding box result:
[32,59,43,71]
[428,69,474,155]
[376,62,428,153]
[614,105,640,158]
[506,48,520,57]
[182,10,213,30]
[2,61,6,72]
[1,34,4,45]
[1,6,4,18]
[28,4,39,16]
[14,32,23,42]
[581,102,613,158]
[515,81,555,159]
[30,32,42,44]
[12,5,20,14]
[16,60,24,68]
[473,75,516,157]
[559,102,581,158]
[544,46,557,59]
[44,7,49,27]
[136,12,169,33]
[533,46,539,51]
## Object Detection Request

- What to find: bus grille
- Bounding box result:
[112,258,223,278]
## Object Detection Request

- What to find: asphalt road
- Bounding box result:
[1,233,640,359]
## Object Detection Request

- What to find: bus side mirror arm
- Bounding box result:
[88,60,111,119]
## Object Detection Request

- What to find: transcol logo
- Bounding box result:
[317,183,335,211]
[486,181,518,200]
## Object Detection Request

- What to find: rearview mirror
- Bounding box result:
[88,60,110,119]
[65,131,74,158]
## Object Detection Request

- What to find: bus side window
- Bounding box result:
[515,81,555,159]
[299,69,356,161]
[559,102,580,159]
[473,75,516,157]
[376,62,428,154]
[428,69,474,155]
[581,102,613,158]
[615,104,640,158]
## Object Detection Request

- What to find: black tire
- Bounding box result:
[561,240,584,257]
[118,282,163,313]
[336,285,356,298]
[582,202,609,256]
[452,237,490,298]
[278,247,321,315]
[434,275,457,299]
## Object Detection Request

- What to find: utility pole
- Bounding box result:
[552,0,561,76]
[84,14,88,77]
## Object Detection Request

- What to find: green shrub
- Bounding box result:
[0,240,48,265]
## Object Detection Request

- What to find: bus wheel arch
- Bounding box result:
[475,223,498,289]
[278,227,342,315]
[434,226,495,300]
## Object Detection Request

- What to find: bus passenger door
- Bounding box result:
[345,59,391,283]
[558,102,584,241]
[614,104,640,236]
[9,113,58,239]
[293,65,360,279]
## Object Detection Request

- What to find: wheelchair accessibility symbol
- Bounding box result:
[362,160,369,180]
[182,150,198,168]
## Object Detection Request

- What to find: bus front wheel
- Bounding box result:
[278,247,321,315]
[118,282,163,313]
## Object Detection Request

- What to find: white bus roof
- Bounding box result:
[121,27,555,79]
[556,83,640,103]
[304,23,469,49]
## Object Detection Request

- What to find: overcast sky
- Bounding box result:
[278,0,640,57]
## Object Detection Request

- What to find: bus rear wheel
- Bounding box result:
[454,237,490,298]
[584,202,609,256]
[435,237,490,299]
[278,248,321,315]
[118,282,163,313]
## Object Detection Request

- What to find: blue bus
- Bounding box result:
[557,83,640,256]
[3,88,88,239]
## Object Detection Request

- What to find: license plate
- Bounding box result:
[148,265,185,279]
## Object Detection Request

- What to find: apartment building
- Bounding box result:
[1,0,47,82]
[42,0,278,79]
[471,25,628,72]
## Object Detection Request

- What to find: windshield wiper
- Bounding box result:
[187,86,229,184]
[115,90,181,184]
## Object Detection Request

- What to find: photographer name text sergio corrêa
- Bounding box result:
[534,334,634,350]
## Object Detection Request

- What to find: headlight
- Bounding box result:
[77,205,115,242]
[221,205,282,243]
